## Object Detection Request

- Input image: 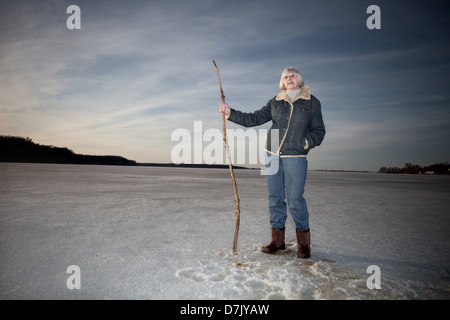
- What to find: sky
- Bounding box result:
[1,0,449,171]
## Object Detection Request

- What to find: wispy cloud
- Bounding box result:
[1,0,449,170]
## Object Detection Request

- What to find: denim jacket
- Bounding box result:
[227,85,325,156]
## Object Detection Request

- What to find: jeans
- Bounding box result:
[265,153,309,231]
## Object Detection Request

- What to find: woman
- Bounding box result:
[219,67,325,258]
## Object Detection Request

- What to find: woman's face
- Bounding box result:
[283,73,300,90]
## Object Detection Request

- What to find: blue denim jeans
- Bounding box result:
[265,153,309,231]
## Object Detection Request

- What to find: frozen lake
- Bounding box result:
[1,163,449,299]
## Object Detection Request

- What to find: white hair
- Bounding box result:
[279,67,304,91]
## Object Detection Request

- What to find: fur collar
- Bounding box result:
[276,85,311,101]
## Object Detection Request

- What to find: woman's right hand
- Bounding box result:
[219,102,230,116]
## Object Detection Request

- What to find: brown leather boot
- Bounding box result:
[296,229,311,259]
[262,228,285,254]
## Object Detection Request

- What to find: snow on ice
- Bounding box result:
[0,163,449,299]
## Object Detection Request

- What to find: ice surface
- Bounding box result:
[1,163,449,299]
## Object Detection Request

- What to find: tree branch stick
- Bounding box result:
[213,60,240,255]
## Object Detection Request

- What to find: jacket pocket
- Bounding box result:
[273,101,290,111]
[294,104,311,113]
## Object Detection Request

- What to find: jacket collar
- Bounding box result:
[276,85,311,101]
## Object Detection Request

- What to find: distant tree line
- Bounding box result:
[378,162,450,175]
[0,135,136,166]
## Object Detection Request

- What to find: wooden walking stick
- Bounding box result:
[212,60,240,255]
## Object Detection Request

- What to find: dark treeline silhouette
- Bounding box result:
[378,162,450,175]
[0,135,136,166]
